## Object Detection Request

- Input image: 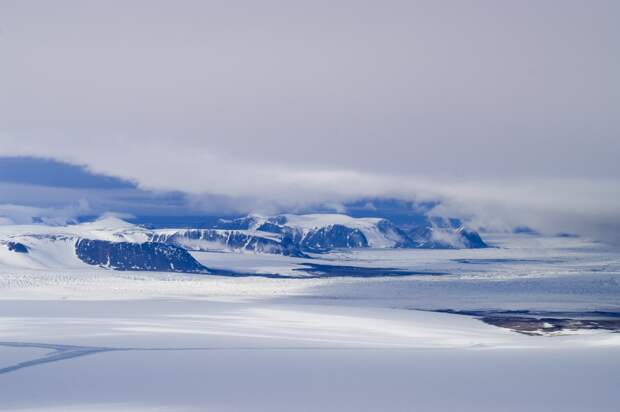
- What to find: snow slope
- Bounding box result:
[0,233,619,411]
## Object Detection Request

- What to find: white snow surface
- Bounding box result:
[0,229,619,411]
[0,217,149,243]
[0,217,153,271]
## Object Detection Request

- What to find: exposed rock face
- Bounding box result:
[75,239,208,272]
[149,229,308,257]
[150,214,488,256]
[374,219,413,247]
[0,213,488,275]
[457,228,488,249]
[300,225,368,253]
[6,241,29,253]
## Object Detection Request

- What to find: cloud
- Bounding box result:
[0,201,91,226]
[0,1,619,242]
[2,153,619,244]
[0,156,135,189]
[426,178,620,244]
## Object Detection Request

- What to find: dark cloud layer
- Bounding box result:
[0,156,135,189]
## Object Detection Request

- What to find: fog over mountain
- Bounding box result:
[1,1,619,242]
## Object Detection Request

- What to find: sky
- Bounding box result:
[0,1,619,241]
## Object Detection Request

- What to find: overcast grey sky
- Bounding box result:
[1,1,619,239]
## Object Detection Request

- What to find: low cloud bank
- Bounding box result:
[0,202,90,226]
[1,153,619,245]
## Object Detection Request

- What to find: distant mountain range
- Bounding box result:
[0,211,487,273]
[153,214,487,257]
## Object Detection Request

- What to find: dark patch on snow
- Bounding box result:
[6,241,28,253]
[205,263,444,279]
[480,317,620,336]
[294,263,444,278]
[513,226,540,235]
[75,239,208,273]
[431,309,620,336]
[451,258,561,265]
[557,232,580,238]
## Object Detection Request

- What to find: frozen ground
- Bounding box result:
[0,234,619,411]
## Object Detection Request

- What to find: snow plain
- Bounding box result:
[0,233,619,411]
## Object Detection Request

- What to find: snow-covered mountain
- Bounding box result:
[0,214,487,273]
[213,214,486,250]
[151,213,486,255]
[0,218,208,273]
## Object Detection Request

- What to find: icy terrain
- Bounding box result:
[0,232,619,411]
[0,215,486,272]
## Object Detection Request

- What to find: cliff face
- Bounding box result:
[149,229,308,257]
[299,225,369,253]
[75,239,208,273]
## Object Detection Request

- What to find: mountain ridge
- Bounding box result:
[0,213,487,273]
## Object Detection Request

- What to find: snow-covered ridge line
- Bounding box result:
[0,214,487,272]
[0,217,208,272]
[212,213,487,251]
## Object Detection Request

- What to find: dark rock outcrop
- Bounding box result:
[75,239,208,272]
[458,228,488,249]
[300,225,368,253]
[150,229,308,257]
[6,241,29,253]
